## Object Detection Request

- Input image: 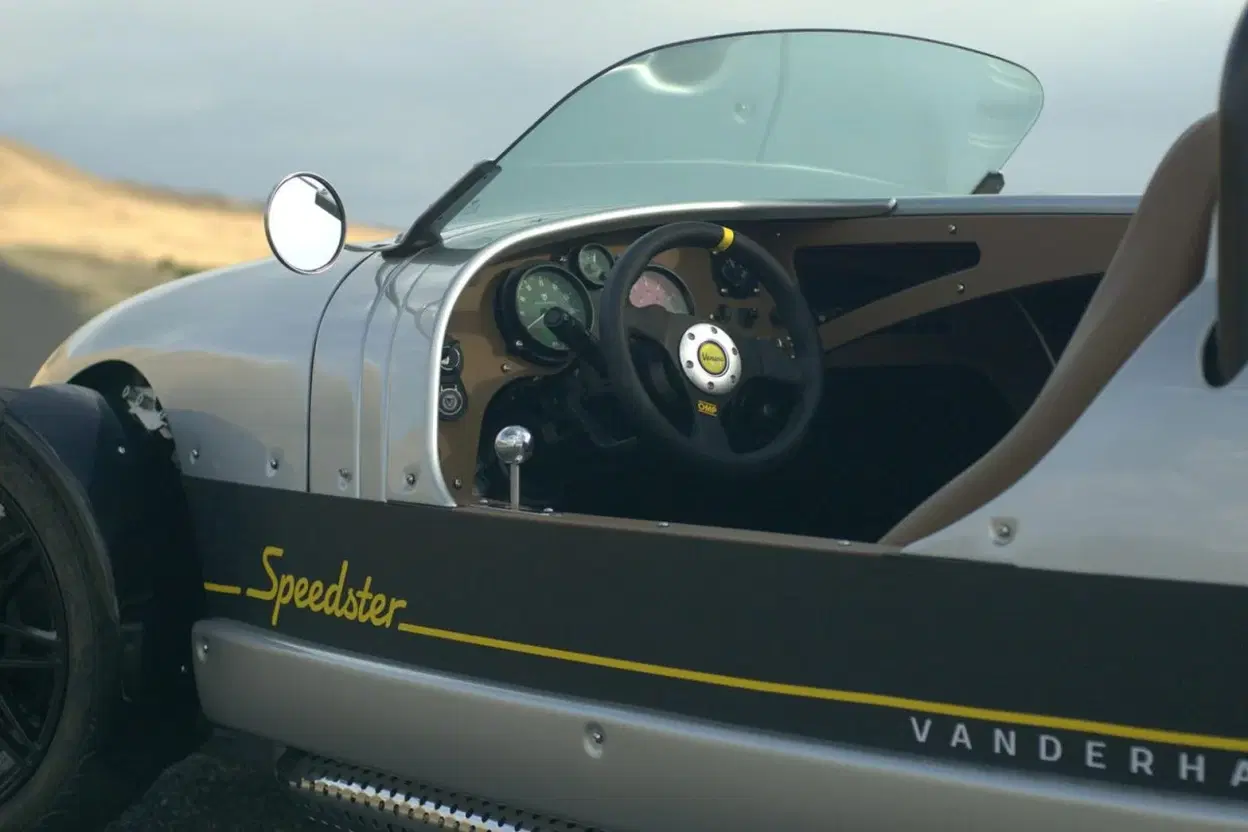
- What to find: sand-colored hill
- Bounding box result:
[0,137,395,313]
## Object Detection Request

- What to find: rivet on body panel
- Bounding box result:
[584,723,606,759]
[404,471,418,488]
[189,448,200,464]
[948,224,958,235]
[990,517,1017,546]
[956,282,966,294]
[337,469,353,490]
[196,640,209,662]
[266,451,283,477]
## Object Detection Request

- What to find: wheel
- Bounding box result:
[0,423,123,832]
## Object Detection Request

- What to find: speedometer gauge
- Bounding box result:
[495,263,594,365]
[571,243,614,288]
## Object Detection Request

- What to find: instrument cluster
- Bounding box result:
[494,242,696,366]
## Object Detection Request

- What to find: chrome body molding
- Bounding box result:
[193,619,1248,832]
[890,193,1141,215]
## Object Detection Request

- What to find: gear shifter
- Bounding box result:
[493,425,533,510]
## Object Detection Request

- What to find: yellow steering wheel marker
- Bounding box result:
[711,226,735,253]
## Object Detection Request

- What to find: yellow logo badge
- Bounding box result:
[696,400,719,416]
[697,341,728,376]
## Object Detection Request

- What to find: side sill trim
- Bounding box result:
[192,619,1248,832]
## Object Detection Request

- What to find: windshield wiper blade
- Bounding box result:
[972,171,1005,195]
[346,160,501,257]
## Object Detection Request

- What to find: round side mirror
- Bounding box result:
[263,172,348,274]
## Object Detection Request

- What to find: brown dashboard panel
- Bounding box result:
[778,213,1131,351]
[438,233,784,495]
[439,211,1131,498]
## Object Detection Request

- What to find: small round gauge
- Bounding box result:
[629,265,694,315]
[571,243,615,288]
[496,263,594,364]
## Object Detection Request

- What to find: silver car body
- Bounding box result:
[28,26,1247,832]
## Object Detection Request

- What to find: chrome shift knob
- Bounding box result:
[494,426,533,510]
[494,425,533,466]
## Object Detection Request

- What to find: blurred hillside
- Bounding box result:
[0,137,394,385]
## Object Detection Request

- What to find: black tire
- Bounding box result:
[0,423,124,832]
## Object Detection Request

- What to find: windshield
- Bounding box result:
[443,30,1043,232]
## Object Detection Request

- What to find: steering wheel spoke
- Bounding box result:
[625,304,693,351]
[741,335,803,385]
[688,407,733,454]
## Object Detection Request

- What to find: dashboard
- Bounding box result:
[490,240,775,368]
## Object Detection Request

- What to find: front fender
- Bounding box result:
[0,383,200,701]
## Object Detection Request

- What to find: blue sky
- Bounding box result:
[0,0,1239,226]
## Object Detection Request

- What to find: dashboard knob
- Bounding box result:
[441,340,464,375]
[438,382,467,421]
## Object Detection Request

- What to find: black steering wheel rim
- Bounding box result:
[598,221,824,473]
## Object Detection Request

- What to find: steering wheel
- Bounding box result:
[598,221,824,473]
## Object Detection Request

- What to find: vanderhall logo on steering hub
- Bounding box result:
[906,714,1248,798]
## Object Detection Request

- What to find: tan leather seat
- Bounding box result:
[882,112,1220,547]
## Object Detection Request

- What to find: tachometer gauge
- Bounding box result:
[629,265,694,315]
[495,264,594,365]
[571,243,614,288]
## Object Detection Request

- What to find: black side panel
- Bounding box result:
[189,478,1248,803]
[793,242,981,319]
